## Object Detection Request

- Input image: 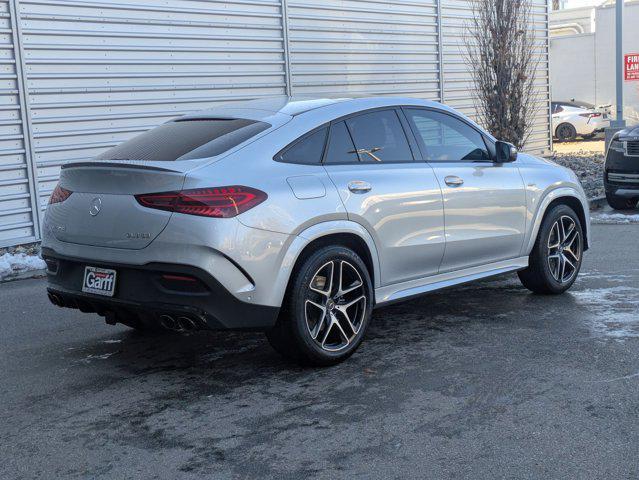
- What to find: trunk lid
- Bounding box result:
[51,161,189,249]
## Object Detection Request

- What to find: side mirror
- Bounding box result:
[495,141,518,163]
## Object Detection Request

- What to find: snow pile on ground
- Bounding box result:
[591,212,639,224]
[0,252,46,281]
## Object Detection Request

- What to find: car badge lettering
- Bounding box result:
[125,232,151,239]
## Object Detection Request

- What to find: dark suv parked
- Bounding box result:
[605,126,639,210]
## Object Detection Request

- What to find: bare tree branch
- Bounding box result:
[462,0,539,150]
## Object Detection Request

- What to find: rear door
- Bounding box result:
[322,108,445,285]
[403,108,527,273]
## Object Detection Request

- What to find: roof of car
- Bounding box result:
[180,96,447,122]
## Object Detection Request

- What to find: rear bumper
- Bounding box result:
[43,249,279,330]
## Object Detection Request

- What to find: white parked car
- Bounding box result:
[552,100,610,142]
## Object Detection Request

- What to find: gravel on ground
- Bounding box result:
[548,151,605,200]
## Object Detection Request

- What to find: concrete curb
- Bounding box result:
[588,196,608,210]
[0,269,46,283]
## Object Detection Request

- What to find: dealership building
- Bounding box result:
[0,0,551,248]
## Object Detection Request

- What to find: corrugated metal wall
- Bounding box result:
[0,0,551,248]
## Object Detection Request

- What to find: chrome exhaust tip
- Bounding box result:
[48,293,61,307]
[177,316,198,331]
[159,314,178,331]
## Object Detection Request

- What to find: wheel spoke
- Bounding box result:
[559,255,566,282]
[559,219,567,243]
[336,297,366,335]
[564,226,577,248]
[565,246,580,263]
[305,300,326,340]
[341,294,366,310]
[563,253,576,270]
[333,319,350,346]
[548,222,561,249]
[320,316,334,347]
[562,220,575,243]
[310,261,334,297]
[336,261,363,297]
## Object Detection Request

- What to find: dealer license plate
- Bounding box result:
[82,266,117,297]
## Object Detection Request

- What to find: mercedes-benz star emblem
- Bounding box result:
[89,197,102,217]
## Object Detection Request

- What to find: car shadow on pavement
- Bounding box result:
[53,273,582,388]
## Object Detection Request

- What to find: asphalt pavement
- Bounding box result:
[1,224,638,479]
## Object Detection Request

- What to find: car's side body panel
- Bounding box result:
[325,161,445,286]
[428,161,527,272]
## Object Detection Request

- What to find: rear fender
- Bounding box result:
[271,220,381,307]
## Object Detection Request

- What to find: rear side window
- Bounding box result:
[96,119,270,161]
[405,109,490,161]
[345,110,413,163]
[277,128,328,165]
[324,122,359,164]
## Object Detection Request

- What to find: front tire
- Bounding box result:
[518,204,584,294]
[606,191,638,210]
[266,245,373,366]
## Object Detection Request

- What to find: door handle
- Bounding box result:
[444,176,464,187]
[348,180,372,194]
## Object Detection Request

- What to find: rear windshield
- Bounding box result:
[96,118,270,161]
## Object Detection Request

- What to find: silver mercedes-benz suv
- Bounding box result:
[42,97,590,365]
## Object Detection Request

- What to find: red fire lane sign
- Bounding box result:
[626,54,639,81]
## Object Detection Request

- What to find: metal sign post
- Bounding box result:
[612,0,626,129]
[606,0,627,148]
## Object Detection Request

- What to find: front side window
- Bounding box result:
[405,109,490,161]
[96,118,270,161]
[277,128,328,165]
[345,110,413,163]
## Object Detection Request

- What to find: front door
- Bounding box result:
[403,108,527,273]
[322,109,445,286]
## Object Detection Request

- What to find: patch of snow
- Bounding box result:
[0,252,46,281]
[571,286,639,339]
[591,212,639,224]
[82,352,118,362]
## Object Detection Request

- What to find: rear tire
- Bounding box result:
[266,245,373,366]
[555,123,577,142]
[606,192,638,210]
[518,204,584,294]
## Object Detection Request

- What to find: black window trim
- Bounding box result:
[273,105,495,166]
[401,106,497,163]
[322,106,418,166]
[273,124,330,165]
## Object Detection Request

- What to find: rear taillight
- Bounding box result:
[579,113,602,118]
[135,186,267,218]
[49,184,72,205]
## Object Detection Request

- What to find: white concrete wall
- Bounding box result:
[550,1,639,124]
[550,6,594,35]
[550,33,596,103]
